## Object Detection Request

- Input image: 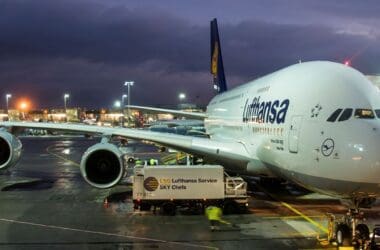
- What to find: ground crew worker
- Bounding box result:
[135,159,143,166]
[205,205,229,231]
[148,158,158,165]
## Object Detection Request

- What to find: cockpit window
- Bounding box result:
[354,109,375,119]
[327,109,343,122]
[374,110,380,118]
[338,108,353,122]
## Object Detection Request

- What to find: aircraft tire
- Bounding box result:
[336,223,352,246]
[356,223,370,241]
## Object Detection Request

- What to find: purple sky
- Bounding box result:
[1,0,380,109]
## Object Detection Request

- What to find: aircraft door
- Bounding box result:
[288,116,303,153]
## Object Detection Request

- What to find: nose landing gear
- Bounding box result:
[330,198,375,249]
[334,209,369,248]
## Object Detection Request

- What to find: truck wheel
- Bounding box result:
[140,202,151,211]
[336,223,351,246]
[223,201,238,215]
[356,224,370,241]
[239,205,248,214]
[161,202,176,216]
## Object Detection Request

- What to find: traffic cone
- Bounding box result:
[103,198,109,208]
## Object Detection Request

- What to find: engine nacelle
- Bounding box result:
[0,130,22,170]
[80,143,125,189]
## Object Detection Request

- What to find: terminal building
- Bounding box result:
[0,103,205,131]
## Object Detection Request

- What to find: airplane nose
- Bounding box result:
[359,125,380,168]
[342,123,380,180]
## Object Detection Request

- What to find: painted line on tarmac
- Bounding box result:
[254,182,328,234]
[265,215,325,219]
[283,219,320,238]
[0,218,218,249]
[46,145,80,167]
[280,201,328,234]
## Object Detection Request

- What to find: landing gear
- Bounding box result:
[336,223,351,246]
[330,198,375,249]
[357,224,370,240]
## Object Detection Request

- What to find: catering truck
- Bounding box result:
[132,165,248,215]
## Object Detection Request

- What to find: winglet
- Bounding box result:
[210,18,227,93]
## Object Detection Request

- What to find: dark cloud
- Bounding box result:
[0,0,379,108]
[306,0,380,19]
[221,20,379,78]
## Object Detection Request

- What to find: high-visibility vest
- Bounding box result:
[205,206,222,221]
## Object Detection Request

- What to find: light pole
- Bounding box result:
[114,100,122,127]
[178,93,186,109]
[122,94,127,107]
[64,94,69,121]
[64,94,70,110]
[20,101,28,120]
[121,94,127,127]
[124,81,134,127]
[6,94,11,114]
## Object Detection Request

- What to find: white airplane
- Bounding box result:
[0,18,379,246]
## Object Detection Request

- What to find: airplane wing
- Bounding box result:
[127,105,206,119]
[0,121,251,165]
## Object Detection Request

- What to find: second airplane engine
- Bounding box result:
[80,142,125,189]
[0,130,22,170]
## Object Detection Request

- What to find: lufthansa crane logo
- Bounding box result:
[321,138,334,157]
[144,177,159,191]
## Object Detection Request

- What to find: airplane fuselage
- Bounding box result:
[205,61,380,200]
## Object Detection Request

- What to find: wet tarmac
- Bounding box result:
[0,137,380,249]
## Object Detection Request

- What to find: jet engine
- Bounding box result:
[80,143,125,189]
[0,130,22,170]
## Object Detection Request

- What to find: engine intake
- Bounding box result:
[0,131,22,170]
[80,143,124,189]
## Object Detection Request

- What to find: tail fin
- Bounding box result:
[210,18,227,93]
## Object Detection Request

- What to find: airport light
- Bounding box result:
[179,93,186,101]
[124,81,134,127]
[19,100,29,120]
[114,100,121,108]
[64,94,70,110]
[19,100,28,120]
[5,94,11,113]
[20,102,28,110]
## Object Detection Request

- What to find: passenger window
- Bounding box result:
[338,108,353,122]
[327,109,343,122]
[354,109,374,119]
[374,109,380,118]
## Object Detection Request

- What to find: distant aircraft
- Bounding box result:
[147,119,205,136]
[1,18,380,246]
